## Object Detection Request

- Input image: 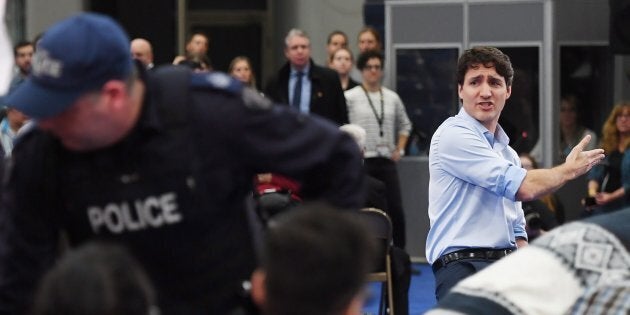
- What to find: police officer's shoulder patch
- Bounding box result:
[190,71,272,110]
[241,87,272,110]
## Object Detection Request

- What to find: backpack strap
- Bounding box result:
[147,66,192,127]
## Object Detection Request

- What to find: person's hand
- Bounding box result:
[516,238,529,248]
[257,173,272,183]
[391,150,402,162]
[595,192,614,206]
[563,135,605,180]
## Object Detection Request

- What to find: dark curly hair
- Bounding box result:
[356,49,384,71]
[456,46,514,87]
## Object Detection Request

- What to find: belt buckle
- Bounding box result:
[445,252,461,264]
[495,249,511,258]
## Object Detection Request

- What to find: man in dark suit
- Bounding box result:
[265,28,348,126]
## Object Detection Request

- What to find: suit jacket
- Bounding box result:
[264,59,348,126]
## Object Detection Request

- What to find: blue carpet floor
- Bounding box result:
[363,263,436,315]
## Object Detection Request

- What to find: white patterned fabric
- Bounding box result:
[426,210,630,315]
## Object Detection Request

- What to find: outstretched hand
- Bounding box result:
[564,134,605,180]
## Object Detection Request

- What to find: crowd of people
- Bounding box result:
[0,10,629,315]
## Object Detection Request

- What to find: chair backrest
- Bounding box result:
[359,208,393,272]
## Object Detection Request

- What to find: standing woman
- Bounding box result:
[530,94,598,164]
[586,101,630,215]
[357,26,381,54]
[345,49,412,248]
[328,47,359,91]
[325,30,348,60]
[228,56,257,90]
[558,95,598,161]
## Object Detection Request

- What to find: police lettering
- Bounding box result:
[87,192,181,234]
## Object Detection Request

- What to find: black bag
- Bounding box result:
[254,190,299,224]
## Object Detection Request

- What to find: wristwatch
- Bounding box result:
[398,149,405,156]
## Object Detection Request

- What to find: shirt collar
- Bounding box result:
[290,63,310,76]
[457,107,510,149]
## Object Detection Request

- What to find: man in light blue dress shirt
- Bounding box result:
[426,46,606,301]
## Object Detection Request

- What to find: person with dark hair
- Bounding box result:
[427,46,605,301]
[345,49,411,249]
[172,32,211,69]
[325,30,348,60]
[0,13,364,315]
[250,205,375,315]
[31,242,158,315]
[349,26,383,83]
[10,41,34,88]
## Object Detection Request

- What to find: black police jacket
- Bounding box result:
[0,66,365,315]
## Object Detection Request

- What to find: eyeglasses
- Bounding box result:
[363,64,382,71]
[616,113,630,119]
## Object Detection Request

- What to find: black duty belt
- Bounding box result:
[431,248,514,273]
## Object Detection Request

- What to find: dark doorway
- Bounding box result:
[497,46,540,154]
[191,23,263,90]
[560,45,613,134]
[88,0,177,66]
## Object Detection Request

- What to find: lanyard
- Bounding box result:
[361,85,384,137]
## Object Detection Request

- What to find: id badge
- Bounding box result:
[376,143,390,157]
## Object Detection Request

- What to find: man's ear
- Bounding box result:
[250,269,267,309]
[101,80,127,110]
[506,85,512,99]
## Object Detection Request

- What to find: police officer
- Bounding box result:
[0,13,365,315]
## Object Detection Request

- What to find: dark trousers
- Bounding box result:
[390,246,411,315]
[432,259,493,301]
[365,157,406,248]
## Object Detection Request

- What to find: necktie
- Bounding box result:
[292,71,303,109]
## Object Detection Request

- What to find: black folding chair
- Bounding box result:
[360,207,395,315]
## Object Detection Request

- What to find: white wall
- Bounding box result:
[271,0,364,68]
[26,0,82,40]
